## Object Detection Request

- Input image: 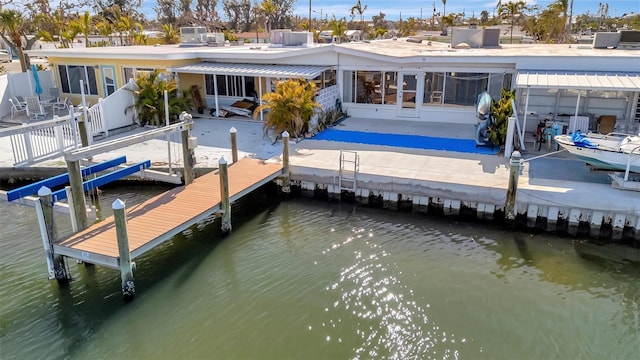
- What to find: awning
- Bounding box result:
[516,71,640,91]
[169,62,330,79]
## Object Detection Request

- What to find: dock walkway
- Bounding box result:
[53,158,282,269]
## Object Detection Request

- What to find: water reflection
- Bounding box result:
[322,224,461,359]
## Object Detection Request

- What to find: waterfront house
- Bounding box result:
[19,28,640,135]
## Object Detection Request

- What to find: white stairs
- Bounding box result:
[338,150,359,191]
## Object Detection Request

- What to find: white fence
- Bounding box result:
[0,112,81,166]
[84,80,137,138]
[0,70,55,119]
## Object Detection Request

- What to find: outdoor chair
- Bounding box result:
[14,95,26,105]
[430,91,442,103]
[25,96,47,120]
[49,87,60,102]
[52,97,70,115]
[9,98,27,119]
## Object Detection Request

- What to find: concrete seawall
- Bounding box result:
[287,147,640,244]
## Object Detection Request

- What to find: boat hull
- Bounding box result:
[555,134,640,173]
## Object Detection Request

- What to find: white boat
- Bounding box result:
[554,132,640,173]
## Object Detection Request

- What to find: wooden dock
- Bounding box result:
[53,158,282,269]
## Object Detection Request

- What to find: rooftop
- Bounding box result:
[29,38,640,63]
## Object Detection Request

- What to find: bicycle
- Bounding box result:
[534,119,561,152]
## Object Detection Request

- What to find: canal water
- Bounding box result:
[1,187,639,359]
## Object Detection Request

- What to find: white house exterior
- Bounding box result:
[25,29,640,135]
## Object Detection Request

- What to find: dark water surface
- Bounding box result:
[1,187,639,359]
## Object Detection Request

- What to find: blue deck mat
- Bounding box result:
[309,129,499,155]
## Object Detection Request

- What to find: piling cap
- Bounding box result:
[219,156,227,165]
[230,127,237,133]
[511,151,521,159]
[37,186,51,196]
[282,131,289,138]
[112,199,125,210]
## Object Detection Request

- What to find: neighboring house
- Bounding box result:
[25,28,640,134]
[345,30,362,42]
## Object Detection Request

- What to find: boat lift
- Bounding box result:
[610,142,640,192]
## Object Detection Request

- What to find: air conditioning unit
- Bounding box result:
[180,27,207,44]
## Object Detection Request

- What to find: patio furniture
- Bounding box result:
[9,98,27,119]
[52,97,70,115]
[49,87,60,102]
[430,91,442,103]
[25,96,47,120]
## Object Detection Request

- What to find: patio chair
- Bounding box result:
[9,98,27,119]
[430,91,442,103]
[25,96,47,120]
[49,87,60,102]
[52,97,70,115]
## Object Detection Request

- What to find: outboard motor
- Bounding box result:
[475,91,492,146]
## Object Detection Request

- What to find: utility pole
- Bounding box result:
[432,2,436,31]
[568,0,574,38]
[309,0,312,32]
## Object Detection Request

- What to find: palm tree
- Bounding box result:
[329,15,347,43]
[549,0,569,41]
[254,79,320,141]
[161,23,179,44]
[96,20,114,45]
[78,11,92,47]
[0,9,28,72]
[127,70,193,127]
[349,0,368,35]
[498,1,526,43]
[259,0,277,35]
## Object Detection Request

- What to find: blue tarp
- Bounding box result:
[310,129,499,155]
[571,130,598,149]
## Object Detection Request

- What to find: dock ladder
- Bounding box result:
[339,150,359,192]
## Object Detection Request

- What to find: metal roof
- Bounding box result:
[169,62,330,79]
[515,71,640,91]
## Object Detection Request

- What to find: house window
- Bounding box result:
[123,67,155,84]
[205,74,255,98]
[58,65,98,95]
[423,72,445,103]
[312,69,337,90]
[343,70,397,105]
[443,72,489,106]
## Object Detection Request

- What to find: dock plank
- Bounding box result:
[56,158,282,259]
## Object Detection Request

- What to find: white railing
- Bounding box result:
[84,80,137,138]
[0,112,81,166]
[86,101,106,138]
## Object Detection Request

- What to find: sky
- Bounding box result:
[136,0,639,21]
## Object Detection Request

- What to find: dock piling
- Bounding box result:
[281,131,291,193]
[180,112,195,185]
[66,159,88,230]
[37,186,69,282]
[219,157,232,233]
[113,199,135,298]
[230,127,238,163]
[506,151,522,222]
